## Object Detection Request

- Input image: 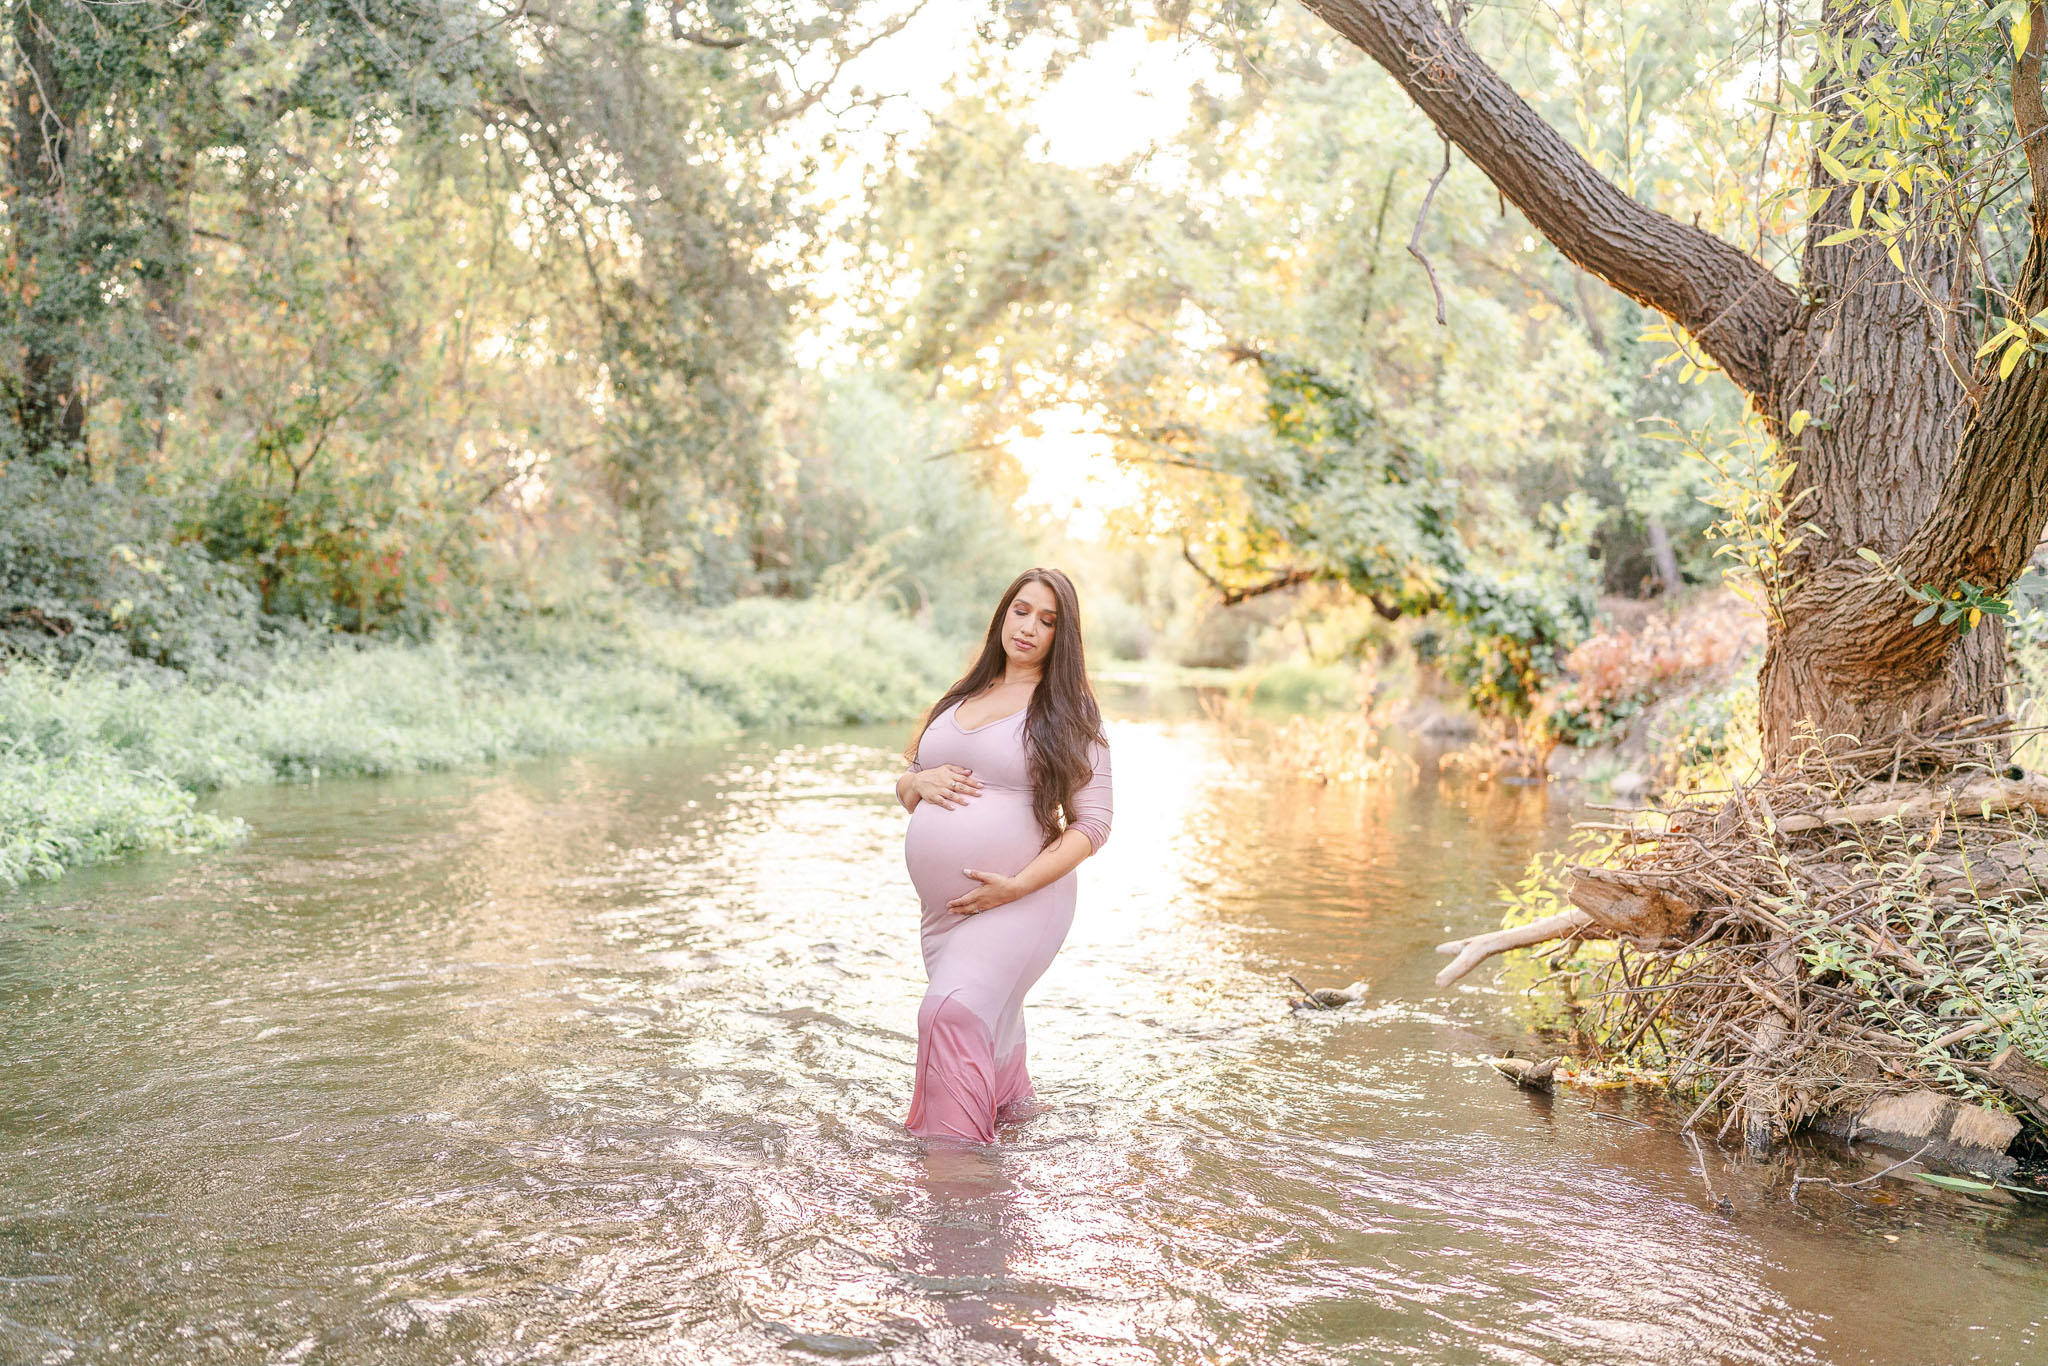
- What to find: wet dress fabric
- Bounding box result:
[902,700,1112,1142]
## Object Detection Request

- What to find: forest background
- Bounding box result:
[5,0,2027,887]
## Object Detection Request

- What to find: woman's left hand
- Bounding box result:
[948,868,1023,916]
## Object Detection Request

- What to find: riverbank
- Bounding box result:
[0,599,960,888]
[1,612,1387,892]
[1452,594,2048,1163]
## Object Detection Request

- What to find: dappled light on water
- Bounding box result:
[2,694,2043,1364]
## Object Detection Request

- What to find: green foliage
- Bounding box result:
[1759,0,2044,340]
[4,1,937,624]
[1790,822,2048,1115]
[1431,570,1596,718]
[1975,311,2048,381]
[0,0,495,469]
[1641,411,1819,631]
[192,460,487,635]
[1853,547,2048,633]
[0,734,245,891]
[859,24,1694,713]
[0,598,957,888]
[754,370,1037,639]
[0,463,273,676]
[1205,353,1597,713]
[1583,313,1731,593]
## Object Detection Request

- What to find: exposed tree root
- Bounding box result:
[1446,718,2048,1155]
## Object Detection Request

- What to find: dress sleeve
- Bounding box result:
[1067,739,1113,853]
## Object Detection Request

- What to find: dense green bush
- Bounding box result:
[0,464,275,678]
[1401,568,1595,719]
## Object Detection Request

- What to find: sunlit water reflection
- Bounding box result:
[3,687,2044,1365]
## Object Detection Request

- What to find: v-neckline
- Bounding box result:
[951,698,1028,733]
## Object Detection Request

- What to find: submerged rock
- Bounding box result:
[1482,1054,1562,1090]
[1288,977,1370,1011]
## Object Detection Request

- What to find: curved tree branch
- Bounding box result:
[1299,0,1800,399]
[1408,137,1452,325]
[1180,543,1320,605]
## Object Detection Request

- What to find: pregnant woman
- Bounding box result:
[894,567,1113,1142]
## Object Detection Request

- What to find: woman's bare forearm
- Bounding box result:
[897,771,921,812]
[1010,827,1094,896]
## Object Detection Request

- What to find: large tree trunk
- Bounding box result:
[6,8,88,462]
[1751,1,2015,759]
[1300,0,2048,768]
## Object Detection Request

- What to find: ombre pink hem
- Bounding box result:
[905,989,1033,1143]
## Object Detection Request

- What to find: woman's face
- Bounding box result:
[1002,579,1059,670]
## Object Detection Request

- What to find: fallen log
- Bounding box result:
[1432,865,1708,989]
[1773,772,2048,834]
[1811,1088,2022,1178]
[1567,867,1705,945]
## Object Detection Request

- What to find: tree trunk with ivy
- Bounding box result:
[1301,0,2048,769]
[6,8,89,462]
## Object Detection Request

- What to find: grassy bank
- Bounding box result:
[0,599,961,888]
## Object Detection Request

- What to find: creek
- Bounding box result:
[3,685,2042,1365]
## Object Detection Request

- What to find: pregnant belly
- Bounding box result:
[904,792,1047,905]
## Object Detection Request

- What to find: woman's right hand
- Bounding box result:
[910,764,982,810]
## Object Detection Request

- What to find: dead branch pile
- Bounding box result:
[1439,718,2048,1154]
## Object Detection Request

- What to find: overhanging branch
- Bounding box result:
[1299,0,1800,399]
[1181,543,1321,605]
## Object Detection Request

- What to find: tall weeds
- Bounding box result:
[0,599,957,888]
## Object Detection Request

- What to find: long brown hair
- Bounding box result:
[905,567,1106,848]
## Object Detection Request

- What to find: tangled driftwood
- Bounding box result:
[1438,718,2048,1155]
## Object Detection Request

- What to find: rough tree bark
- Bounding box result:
[6,7,88,460]
[1299,0,2048,766]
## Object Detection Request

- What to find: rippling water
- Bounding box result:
[4,686,2045,1365]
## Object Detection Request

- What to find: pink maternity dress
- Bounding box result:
[902,700,1112,1142]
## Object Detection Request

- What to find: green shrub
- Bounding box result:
[0,463,274,678]
[0,598,956,887]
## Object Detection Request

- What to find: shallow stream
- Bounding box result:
[3,686,2043,1364]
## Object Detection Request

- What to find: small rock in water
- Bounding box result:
[1482,1054,1562,1090]
[1288,977,1370,1011]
